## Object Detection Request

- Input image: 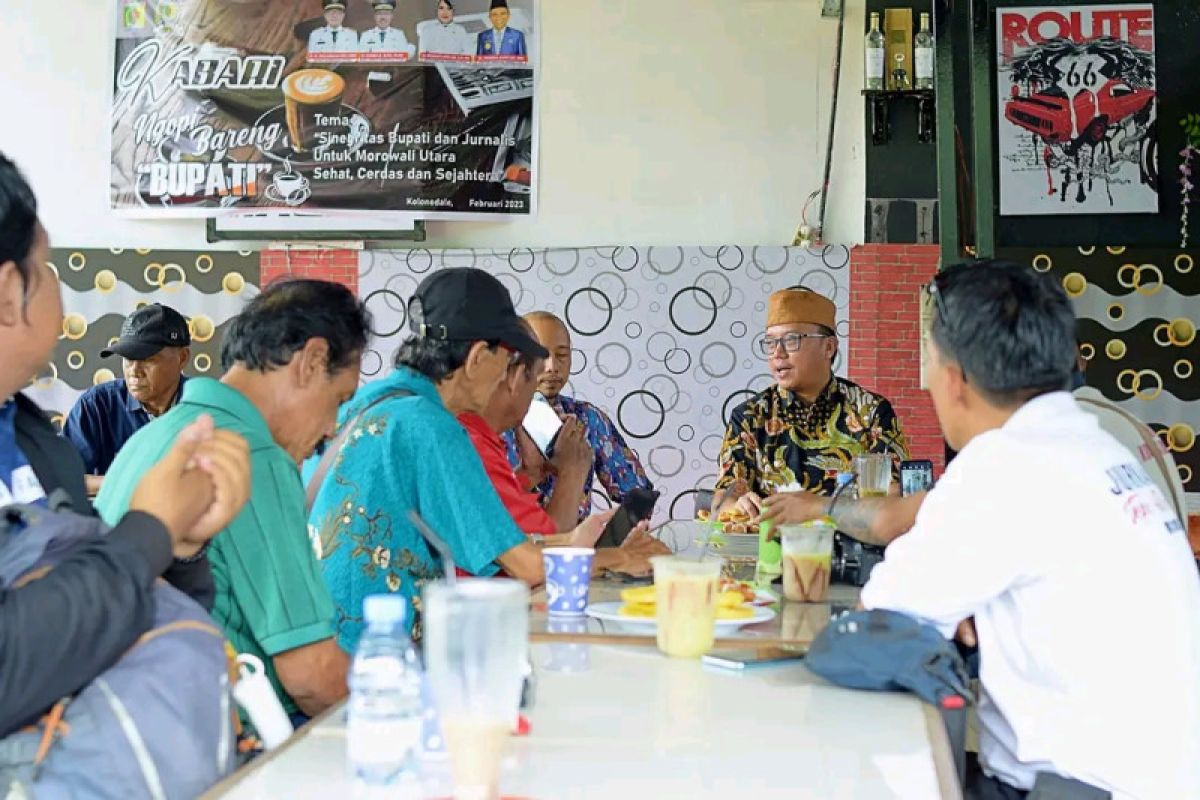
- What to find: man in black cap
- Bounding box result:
[359,0,415,58]
[308,0,359,53]
[305,268,586,647]
[476,0,527,58]
[63,303,191,493]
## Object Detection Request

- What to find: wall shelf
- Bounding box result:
[862,89,936,145]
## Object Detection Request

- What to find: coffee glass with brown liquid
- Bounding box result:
[282,68,346,152]
[780,524,835,603]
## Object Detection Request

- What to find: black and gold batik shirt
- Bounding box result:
[715,377,910,498]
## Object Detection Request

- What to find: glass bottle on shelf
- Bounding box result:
[915,12,935,91]
[865,12,885,91]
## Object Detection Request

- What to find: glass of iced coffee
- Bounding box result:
[780,523,835,603]
[651,555,721,659]
[854,453,892,498]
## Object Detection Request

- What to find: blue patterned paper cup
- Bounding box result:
[543,547,595,616]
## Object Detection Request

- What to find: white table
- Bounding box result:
[206,643,961,799]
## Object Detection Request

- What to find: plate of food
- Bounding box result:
[585,583,777,634]
[696,507,759,535]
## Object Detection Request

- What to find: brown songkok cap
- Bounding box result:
[766,288,836,330]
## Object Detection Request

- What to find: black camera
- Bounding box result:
[831,533,885,587]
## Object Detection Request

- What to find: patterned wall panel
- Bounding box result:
[999,246,1199,508]
[27,248,261,427]
[358,246,853,521]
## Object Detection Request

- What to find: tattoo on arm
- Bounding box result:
[831,498,890,547]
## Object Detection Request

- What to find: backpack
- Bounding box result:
[0,505,238,800]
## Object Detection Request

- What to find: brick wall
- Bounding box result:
[848,243,944,471]
[259,247,359,292]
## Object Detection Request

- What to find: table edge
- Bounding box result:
[921,703,965,800]
[199,700,347,799]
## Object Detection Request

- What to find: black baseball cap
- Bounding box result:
[409,268,548,358]
[101,303,192,360]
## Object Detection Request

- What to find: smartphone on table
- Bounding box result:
[900,459,934,497]
[701,646,807,670]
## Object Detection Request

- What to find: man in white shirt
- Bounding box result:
[359,0,416,58]
[822,261,1200,798]
[308,0,358,54]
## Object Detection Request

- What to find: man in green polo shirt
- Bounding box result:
[97,279,369,725]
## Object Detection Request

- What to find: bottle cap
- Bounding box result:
[363,594,406,625]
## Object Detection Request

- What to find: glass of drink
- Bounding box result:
[423,579,529,800]
[651,555,721,659]
[854,453,892,498]
[780,523,835,602]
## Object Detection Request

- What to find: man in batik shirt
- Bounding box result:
[503,312,653,524]
[712,288,908,517]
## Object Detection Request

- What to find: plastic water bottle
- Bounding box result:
[347,595,423,787]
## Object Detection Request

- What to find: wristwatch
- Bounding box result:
[529,533,547,546]
[174,541,211,564]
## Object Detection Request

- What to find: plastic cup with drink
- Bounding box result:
[854,454,892,498]
[423,579,529,800]
[542,546,594,616]
[780,521,835,603]
[650,555,721,659]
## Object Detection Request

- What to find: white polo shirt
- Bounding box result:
[862,392,1200,798]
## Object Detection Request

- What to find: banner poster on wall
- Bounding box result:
[996,5,1158,216]
[110,0,537,219]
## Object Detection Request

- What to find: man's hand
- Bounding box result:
[758,491,826,525]
[550,418,591,477]
[568,508,615,549]
[129,415,251,558]
[609,525,669,576]
[734,491,764,518]
[514,427,550,486]
[955,617,977,648]
[620,525,669,557]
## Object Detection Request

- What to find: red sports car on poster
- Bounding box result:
[1005,80,1156,145]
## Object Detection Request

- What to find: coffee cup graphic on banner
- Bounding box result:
[266,166,312,207]
[282,69,346,152]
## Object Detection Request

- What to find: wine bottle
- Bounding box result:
[865,13,886,91]
[915,13,935,90]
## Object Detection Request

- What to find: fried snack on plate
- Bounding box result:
[719,578,758,603]
[696,509,712,522]
[620,585,656,605]
[717,507,750,524]
[618,603,656,618]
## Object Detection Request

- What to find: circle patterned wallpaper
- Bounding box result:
[1001,245,1199,507]
[358,246,853,521]
[27,248,261,429]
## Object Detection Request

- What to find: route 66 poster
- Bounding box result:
[996,5,1158,216]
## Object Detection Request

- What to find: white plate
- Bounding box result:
[585,601,776,634]
[749,587,777,606]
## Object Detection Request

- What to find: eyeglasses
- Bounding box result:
[495,342,524,367]
[925,276,950,328]
[758,333,832,356]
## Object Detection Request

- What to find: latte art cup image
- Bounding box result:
[282,68,346,151]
